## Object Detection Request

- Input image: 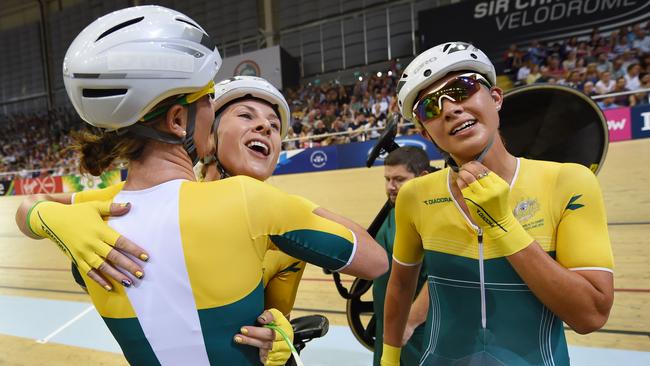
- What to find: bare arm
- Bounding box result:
[507,244,613,334]
[313,207,388,279]
[402,284,429,345]
[383,260,420,347]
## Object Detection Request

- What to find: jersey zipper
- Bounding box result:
[477,228,486,329]
[446,168,492,331]
[467,221,487,330]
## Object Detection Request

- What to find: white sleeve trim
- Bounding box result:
[393,255,422,267]
[333,229,358,272]
[569,267,613,273]
[70,192,77,204]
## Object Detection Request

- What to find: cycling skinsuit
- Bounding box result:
[373,207,428,365]
[393,158,613,366]
[69,176,358,365]
[262,249,306,316]
[72,202,306,318]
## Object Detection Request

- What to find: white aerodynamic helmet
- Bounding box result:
[397,42,496,127]
[212,76,290,139]
[63,5,222,130]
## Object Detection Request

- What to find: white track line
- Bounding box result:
[36,305,95,344]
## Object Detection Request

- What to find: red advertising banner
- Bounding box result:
[14,176,64,195]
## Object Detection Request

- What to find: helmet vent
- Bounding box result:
[443,43,451,52]
[402,74,408,78]
[82,88,128,98]
[96,17,144,42]
[176,18,201,30]
[424,69,432,77]
[396,80,407,94]
[470,53,478,59]
[199,33,216,50]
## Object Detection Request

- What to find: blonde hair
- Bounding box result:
[69,129,146,176]
[69,95,182,176]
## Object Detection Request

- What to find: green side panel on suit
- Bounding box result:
[271,230,354,271]
[418,250,569,366]
[197,281,264,365]
[103,317,161,366]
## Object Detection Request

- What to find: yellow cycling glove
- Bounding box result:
[263,308,295,366]
[381,343,401,366]
[461,172,534,256]
[27,200,121,277]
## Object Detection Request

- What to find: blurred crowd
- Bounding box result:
[503,22,650,110]
[0,109,80,180]
[3,22,650,176]
[281,68,412,151]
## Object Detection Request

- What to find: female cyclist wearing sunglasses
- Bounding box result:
[381,42,614,365]
[14,6,387,366]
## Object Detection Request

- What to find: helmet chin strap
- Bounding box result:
[204,112,231,179]
[422,127,495,172]
[127,103,201,166]
[444,135,495,172]
[182,103,199,166]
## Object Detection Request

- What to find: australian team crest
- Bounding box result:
[513,198,540,223]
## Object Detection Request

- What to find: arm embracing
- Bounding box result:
[15,193,73,239]
[241,177,387,280]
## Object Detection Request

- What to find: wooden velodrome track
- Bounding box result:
[0,138,648,365]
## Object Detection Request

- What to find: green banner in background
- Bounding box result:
[62,169,123,193]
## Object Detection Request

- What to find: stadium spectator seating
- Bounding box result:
[2,22,650,177]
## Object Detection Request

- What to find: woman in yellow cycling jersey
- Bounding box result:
[200,76,309,320]
[381,42,614,366]
[17,76,312,366]
[71,75,310,365]
[15,6,387,366]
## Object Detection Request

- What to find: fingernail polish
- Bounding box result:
[120,202,130,208]
[135,271,144,279]
[139,254,149,262]
[104,285,112,292]
[234,336,243,344]
[240,328,248,335]
[122,279,132,287]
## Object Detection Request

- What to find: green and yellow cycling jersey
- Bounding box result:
[262,249,306,316]
[393,158,613,365]
[72,176,357,365]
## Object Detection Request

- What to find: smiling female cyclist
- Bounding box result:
[381,42,614,366]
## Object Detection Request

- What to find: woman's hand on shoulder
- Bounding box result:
[24,200,149,291]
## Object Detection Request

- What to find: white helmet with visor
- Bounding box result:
[63,5,222,130]
[397,42,497,171]
[397,41,496,128]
